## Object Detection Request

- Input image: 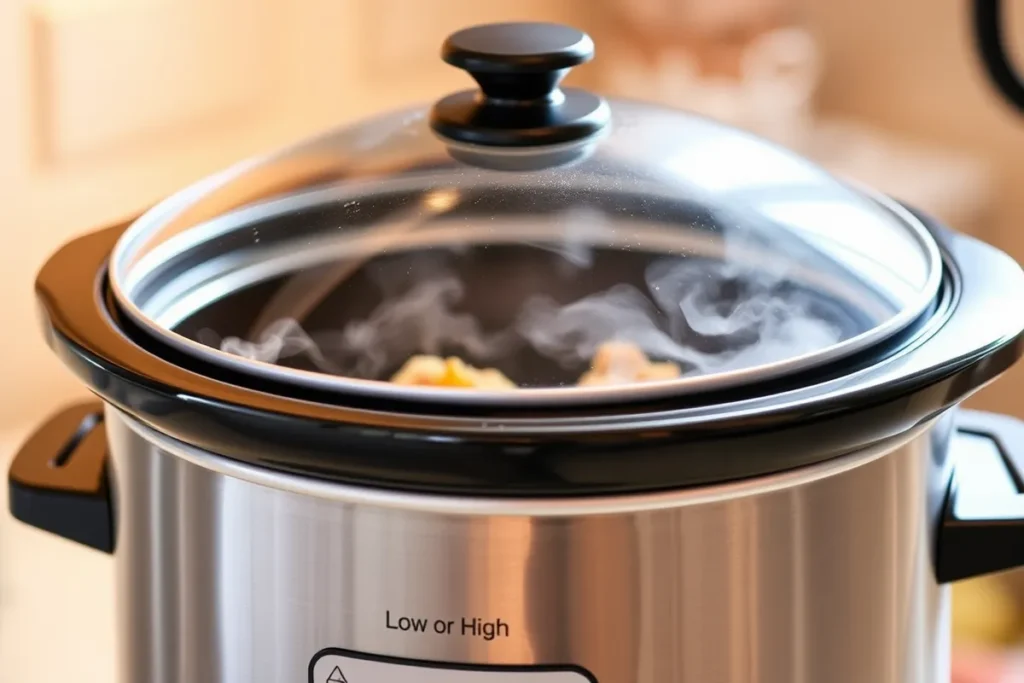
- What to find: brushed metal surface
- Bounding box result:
[105,407,956,683]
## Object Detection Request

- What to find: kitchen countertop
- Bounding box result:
[0,424,117,683]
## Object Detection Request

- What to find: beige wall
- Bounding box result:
[806,0,1024,416]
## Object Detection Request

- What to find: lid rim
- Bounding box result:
[108,184,944,409]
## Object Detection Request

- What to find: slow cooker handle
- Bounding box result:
[7,401,114,553]
[936,409,1024,582]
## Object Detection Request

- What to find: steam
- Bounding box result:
[516,207,609,269]
[517,260,842,376]
[214,319,338,371]
[203,253,845,383]
[205,275,517,379]
[517,284,685,368]
[326,276,516,378]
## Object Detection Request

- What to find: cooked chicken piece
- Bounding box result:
[577,341,682,386]
[390,355,516,390]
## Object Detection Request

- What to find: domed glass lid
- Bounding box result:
[108,22,941,407]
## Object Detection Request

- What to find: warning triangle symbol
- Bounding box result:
[326,665,348,683]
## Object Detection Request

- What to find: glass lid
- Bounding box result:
[109,22,942,407]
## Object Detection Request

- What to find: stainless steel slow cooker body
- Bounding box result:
[103,404,953,683]
[10,21,1024,683]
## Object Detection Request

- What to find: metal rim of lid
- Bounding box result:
[107,177,944,409]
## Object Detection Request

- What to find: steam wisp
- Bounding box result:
[203,254,845,385]
[207,274,518,380]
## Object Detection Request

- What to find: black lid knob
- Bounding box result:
[430,22,609,148]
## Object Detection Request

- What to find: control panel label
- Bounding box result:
[309,649,596,683]
[385,610,510,641]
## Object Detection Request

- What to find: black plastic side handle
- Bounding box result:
[936,409,1024,582]
[8,401,114,554]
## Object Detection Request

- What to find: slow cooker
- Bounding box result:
[10,20,1024,683]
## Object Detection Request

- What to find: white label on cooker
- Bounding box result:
[309,649,596,683]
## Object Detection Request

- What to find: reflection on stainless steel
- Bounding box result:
[108,407,954,683]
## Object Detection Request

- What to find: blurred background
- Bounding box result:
[0,0,1022,678]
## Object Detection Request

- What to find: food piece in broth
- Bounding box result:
[390,355,517,390]
[389,341,679,391]
[577,341,682,386]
